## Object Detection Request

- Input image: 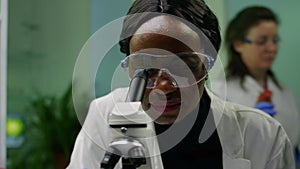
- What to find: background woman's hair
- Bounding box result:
[225,6,281,89]
[119,0,221,56]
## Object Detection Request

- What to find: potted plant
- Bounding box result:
[9,84,81,169]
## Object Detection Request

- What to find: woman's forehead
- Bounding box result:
[130,33,198,54]
[130,15,201,54]
[135,15,197,35]
[247,21,278,37]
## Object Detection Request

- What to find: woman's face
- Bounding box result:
[129,15,206,124]
[235,21,279,73]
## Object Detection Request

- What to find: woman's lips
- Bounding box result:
[263,55,275,62]
[150,100,182,112]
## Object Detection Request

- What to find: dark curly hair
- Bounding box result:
[119,0,221,56]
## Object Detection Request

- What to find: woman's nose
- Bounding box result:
[152,69,178,93]
[265,39,278,52]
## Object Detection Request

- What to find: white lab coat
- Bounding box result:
[67,87,295,169]
[212,75,300,149]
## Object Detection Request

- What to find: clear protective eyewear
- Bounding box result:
[242,36,280,46]
[121,52,215,88]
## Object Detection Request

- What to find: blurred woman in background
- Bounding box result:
[215,6,300,156]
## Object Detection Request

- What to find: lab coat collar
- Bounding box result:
[205,88,244,157]
[244,75,276,92]
[244,75,262,91]
[206,88,250,168]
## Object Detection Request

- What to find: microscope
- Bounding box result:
[101,69,160,169]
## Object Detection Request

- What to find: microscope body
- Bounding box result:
[101,69,163,169]
[104,101,159,169]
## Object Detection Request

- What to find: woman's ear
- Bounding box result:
[233,40,244,53]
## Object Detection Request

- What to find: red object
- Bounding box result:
[257,89,272,103]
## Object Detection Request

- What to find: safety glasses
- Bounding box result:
[121,52,214,88]
[242,36,280,46]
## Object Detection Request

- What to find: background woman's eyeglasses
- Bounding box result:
[242,36,280,46]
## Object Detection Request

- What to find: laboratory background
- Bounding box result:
[0,0,299,168]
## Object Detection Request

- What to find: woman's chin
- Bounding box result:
[154,115,178,125]
[145,108,180,125]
